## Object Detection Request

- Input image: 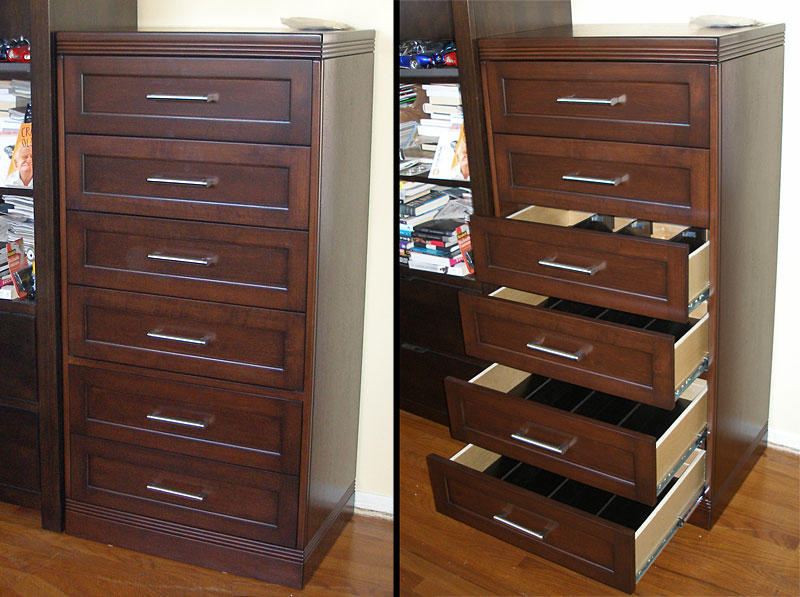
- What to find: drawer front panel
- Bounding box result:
[70,435,298,546]
[484,61,710,147]
[62,56,312,145]
[471,215,691,322]
[65,135,310,229]
[0,404,40,493]
[68,366,302,474]
[0,311,36,404]
[67,287,305,390]
[67,211,308,311]
[459,293,676,408]
[492,135,709,227]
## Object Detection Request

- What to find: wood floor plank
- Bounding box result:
[400,410,800,596]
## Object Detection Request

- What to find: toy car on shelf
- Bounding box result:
[444,50,457,66]
[399,40,456,69]
[1,37,30,62]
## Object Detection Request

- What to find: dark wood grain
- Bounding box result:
[0,404,40,505]
[491,135,710,227]
[470,215,694,322]
[64,134,311,229]
[66,211,309,311]
[0,311,37,405]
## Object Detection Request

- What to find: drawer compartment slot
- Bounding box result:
[460,289,709,409]
[428,444,705,593]
[446,362,707,504]
[471,208,709,322]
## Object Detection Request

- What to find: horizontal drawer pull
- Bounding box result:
[556,94,626,106]
[146,412,209,429]
[146,252,215,266]
[146,483,206,501]
[146,176,218,187]
[561,173,630,186]
[526,341,584,361]
[492,514,546,540]
[147,330,210,346]
[537,258,602,275]
[145,93,219,103]
[510,432,569,455]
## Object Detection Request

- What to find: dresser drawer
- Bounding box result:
[62,56,312,145]
[64,135,310,229]
[68,366,301,474]
[491,135,709,227]
[446,363,707,505]
[460,289,708,409]
[471,210,709,322]
[483,61,709,148]
[428,444,705,593]
[70,435,299,546]
[67,287,305,390]
[66,211,308,311]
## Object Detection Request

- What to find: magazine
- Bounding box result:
[6,122,32,188]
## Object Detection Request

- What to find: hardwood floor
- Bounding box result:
[400,410,800,596]
[0,504,393,596]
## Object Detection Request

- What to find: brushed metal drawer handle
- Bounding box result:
[146,483,206,502]
[145,93,219,103]
[147,412,209,429]
[561,173,630,186]
[510,432,569,455]
[147,330,210,346]
[146,176,218,188]
[492,514,547,540]
[556,94,626,106]
[538,258,601,275]
[526,341,584,361]
[147,253,215,266]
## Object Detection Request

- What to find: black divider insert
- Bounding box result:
[571,392,636,425]
[600,476,679,529]
[619,397,691,437]
[542,297,605,318]
[520,378,595,411]
[669,227,706,253]
[643,318,695,338]
[572,214,615,233]
[617,220,653,238]
[494,457,566,496]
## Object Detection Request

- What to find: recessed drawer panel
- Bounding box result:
[483,61,709,148]
[62,56,312,145]
[491,135,709,227]
[0,404,40,495]
[67,286,305,390]
[70,435,299,546]
[459,289,709,409]
[68,365,302,474]
[64,135,310,229]
[446,363,707,505]
[428,444,705,593]
[471,211,709,322]
[0,311,36,404]
[66,211,308,311]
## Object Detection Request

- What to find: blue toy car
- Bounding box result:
[399,40,435,69]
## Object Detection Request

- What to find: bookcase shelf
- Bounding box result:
[0,296,34,314]
[0,62,30,74]
[400,67,459,83]
[400,173,471,187]
[0,186,33,197]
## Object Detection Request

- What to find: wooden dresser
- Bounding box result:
[428,24,784,592]
[56,30,374,588]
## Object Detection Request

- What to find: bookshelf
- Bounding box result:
[397,0,573,423]
[0,0,137,531]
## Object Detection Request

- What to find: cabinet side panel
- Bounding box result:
[305,52,374,546]
[712,46,783,521]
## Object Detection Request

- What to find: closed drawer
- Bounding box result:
[67,286,305,390]
[0,404,40,494]
[0,311,36,404]
[65,135,310,229]
[68,365,302,474]
[491,135,709,227]
[471,209,709,322]
[62,56,312,145]
[70,435,298,546]
[460,289,709,409]
[483,61,709,148]
[446,363,707,505]
[428,444,705,593]
[66,211,308,311]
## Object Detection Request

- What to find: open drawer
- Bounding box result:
[470,206,709,322]
[446,363,707,505]
[459,287,709,409]
[427,444,705,593]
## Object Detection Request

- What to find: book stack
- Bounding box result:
[0,245,10,298]
[1,195,34,252]
[399,83,417,106]
[416,84,463,138]
[400,186,450,218]
[407,217,472,277]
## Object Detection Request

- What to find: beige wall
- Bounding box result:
[572,0,799,450]
[137,0,395,506]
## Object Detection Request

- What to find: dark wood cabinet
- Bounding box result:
[57,30,374,588]
[427,23,784,592]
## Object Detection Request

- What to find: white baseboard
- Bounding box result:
[354,491,393,518]
[767,428,800,453]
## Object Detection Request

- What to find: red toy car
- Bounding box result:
[444,50,457,66]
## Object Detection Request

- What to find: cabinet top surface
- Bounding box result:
[479,23,785,62]
[56,29,375,59]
